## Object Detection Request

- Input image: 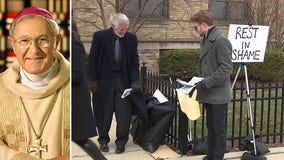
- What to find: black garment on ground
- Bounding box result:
[131,95,175,153]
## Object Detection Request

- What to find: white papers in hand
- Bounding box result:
[176,78,193,87]
[176,85,194,94]
[121,88,133,98]
[176,76,204,86]
[176,76,204,94]
[153,89,168,103]
[189,76,204,85]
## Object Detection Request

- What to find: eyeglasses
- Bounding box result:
[194,24,201,31]
[13,36,55,51]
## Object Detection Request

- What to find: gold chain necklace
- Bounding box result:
[20,90,59,159]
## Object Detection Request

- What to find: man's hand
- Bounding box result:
[130,81,140,93]
[88,81,100,95]
[49,154,70,160]
[194,80,206,90]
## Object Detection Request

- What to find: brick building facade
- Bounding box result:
[72,0,240,72]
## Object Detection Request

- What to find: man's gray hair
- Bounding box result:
[110,13,129,27]
[9,14,60,37]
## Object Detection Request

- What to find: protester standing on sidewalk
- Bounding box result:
[72,21,107,160]
[190,10,233,160]
[88,13,140,154]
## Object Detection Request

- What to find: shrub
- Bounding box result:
[159,49,199,78]
[159,48,284,82]
[249,48,284,81]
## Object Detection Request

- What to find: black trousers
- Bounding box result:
[204,103,228,160]
[98,73,131,147]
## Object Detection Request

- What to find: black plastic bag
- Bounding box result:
[131,96,175,153]
[147,98,175,123]
[241,151,267,160]
[192,136,208,155]
[141,109,174,152]
[239,135,270,155]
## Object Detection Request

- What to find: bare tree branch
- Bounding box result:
[131,0,165,33]
[118,0,130,13]
[78,18,103,30]
[247,0,283,49]
[75,0,167,33]
[97,0,108,28]
[105,0,116,9]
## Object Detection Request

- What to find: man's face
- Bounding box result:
[193,22,206,37]
[113,23,129,38]
[9,17,60,74]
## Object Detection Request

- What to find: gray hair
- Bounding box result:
[9,14,60,37]
[110,13,129,27]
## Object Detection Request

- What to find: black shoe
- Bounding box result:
[99,144,109,152]
[202,156,208,160]
[115,145,125,154]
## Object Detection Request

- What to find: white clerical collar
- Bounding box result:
[20,59,59,90]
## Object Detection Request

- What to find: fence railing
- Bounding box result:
[140,65,284,154]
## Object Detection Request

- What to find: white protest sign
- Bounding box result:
[228,24,269,62]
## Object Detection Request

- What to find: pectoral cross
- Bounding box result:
[28,139,48,159]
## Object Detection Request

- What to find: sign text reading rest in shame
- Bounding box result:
[228,24,269,62]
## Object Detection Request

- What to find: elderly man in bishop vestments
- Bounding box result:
[0,7,70,160]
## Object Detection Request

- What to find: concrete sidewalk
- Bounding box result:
[72,117,284,160]
[72,117,154,160]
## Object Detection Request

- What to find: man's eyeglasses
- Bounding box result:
[194,24,201,31]
[13,36,55,51]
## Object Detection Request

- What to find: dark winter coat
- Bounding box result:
[72,35,97,141]
[88,28,140,127]
[197,26,233,104]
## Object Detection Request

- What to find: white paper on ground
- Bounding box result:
[153,89,168,103]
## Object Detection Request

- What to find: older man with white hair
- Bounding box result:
[88,13,140,154]
[0,7,70,160]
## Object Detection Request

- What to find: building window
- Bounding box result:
[209,0,248,24]
[123,0,168,20]
[228,0,248,23]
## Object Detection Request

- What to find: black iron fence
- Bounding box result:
[140,65,284,154]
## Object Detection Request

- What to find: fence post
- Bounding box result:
[281,80,284,143]
[178,71,189,155]
[140,62,147,93]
